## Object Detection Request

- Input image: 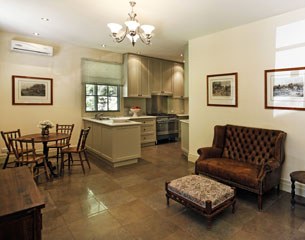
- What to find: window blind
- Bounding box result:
[81,58,124,85]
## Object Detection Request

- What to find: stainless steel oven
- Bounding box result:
[156,114,178,143]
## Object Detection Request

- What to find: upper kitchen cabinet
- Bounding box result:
[149,58,174,96]
[123,54,150,98]
[172,63,184,98]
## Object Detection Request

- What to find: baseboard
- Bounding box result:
[0,153,5,165]
[187,153,197,163]
[281,178,305,197]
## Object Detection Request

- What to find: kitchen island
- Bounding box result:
[83,117,141,167]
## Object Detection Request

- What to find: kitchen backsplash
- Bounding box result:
[167,98,185,114]
[83,96,187,118]
[124,97,187,115]
[124,98,147,116]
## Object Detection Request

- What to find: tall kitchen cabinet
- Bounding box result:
[149,58,174,96]
[172,63,184,98]
[124,54,184,98]
[123,54,150,98]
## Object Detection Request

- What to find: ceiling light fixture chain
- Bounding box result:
[107,1,155,47]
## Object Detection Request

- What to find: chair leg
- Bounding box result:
[30,164,35,180]
[2,154,10,169]
[56,148,60,171]
[84,150,91,169]
[79,152,85,174]
[68,153,72,171]
[60,152,65,176]
[43,158,50,180]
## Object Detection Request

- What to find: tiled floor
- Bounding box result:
[38,142,305,240]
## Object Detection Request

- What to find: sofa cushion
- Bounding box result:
[197,158,260,189]
[222,125,281,165]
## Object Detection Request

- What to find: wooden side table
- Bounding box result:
[290,171,305,208]
[0,167,45,240]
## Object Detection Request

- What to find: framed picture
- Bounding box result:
[207,72,238,107]
[265,67,305,110]
[12,75,53,105]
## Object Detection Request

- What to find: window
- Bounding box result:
[85,84,120,112]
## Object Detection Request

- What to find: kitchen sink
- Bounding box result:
[92,117,110,120]
[111,117,130,123]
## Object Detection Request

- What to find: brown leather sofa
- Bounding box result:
[195,124,286,210]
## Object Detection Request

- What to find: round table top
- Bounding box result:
[290,171,305,183]
[18,133,69,143]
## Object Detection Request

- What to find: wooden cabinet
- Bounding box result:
[124,54,184,97]
[84,119,141,167]
[180,120,189,157]
[123,54,150,98]
[133,118,156,147]
[0,167,45,240]
[149,59,174,95]
[149,58,161,94]
[172,63,184,98]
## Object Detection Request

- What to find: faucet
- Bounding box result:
[95,113,103,119]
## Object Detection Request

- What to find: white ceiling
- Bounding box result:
[1,0,305,61]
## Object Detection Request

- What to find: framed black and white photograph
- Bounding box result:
[12,75,53,105]
[207,72,238,107]
[265,67,305,110]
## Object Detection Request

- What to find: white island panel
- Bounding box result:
[83,118,141,167]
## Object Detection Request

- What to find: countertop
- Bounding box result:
[180,119,189,124]
[176,114,189,117]
[82,116,156,126]
[83,117,141,127]
[129,115,157,119]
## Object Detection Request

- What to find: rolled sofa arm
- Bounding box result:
[257,159,281,179]
[197,147,223,160]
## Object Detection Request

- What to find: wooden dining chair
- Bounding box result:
[47,124,74,169]
[9,137,50,181]
[60,127,91,175]
[1,129,21,169]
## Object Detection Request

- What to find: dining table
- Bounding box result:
[18,132,70,177]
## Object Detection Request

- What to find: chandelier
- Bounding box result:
[107,1,155,47]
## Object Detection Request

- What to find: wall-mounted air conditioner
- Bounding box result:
[11,40,53,56]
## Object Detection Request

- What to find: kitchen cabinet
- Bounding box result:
[124,54,184,97]
[83,118,141,167]
[123,54,150,98]
[180,120,189,157]
[132,117,156,147]
[172,63,184,98]
[177,114,189,140]
[149,58,174,95]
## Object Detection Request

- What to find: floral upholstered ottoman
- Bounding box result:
[165,175,236,227]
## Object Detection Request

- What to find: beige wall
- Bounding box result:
[0,31,122,154]
[188,8,305,193]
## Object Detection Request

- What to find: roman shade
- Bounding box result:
[81,58,124,85]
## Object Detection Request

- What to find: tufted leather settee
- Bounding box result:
[195,124,286,210]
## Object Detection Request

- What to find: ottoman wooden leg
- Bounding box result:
[166,194,170,206]
[232,200,236,214]
[165,182,170,206]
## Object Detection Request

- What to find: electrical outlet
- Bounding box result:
[1,147,8,153]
